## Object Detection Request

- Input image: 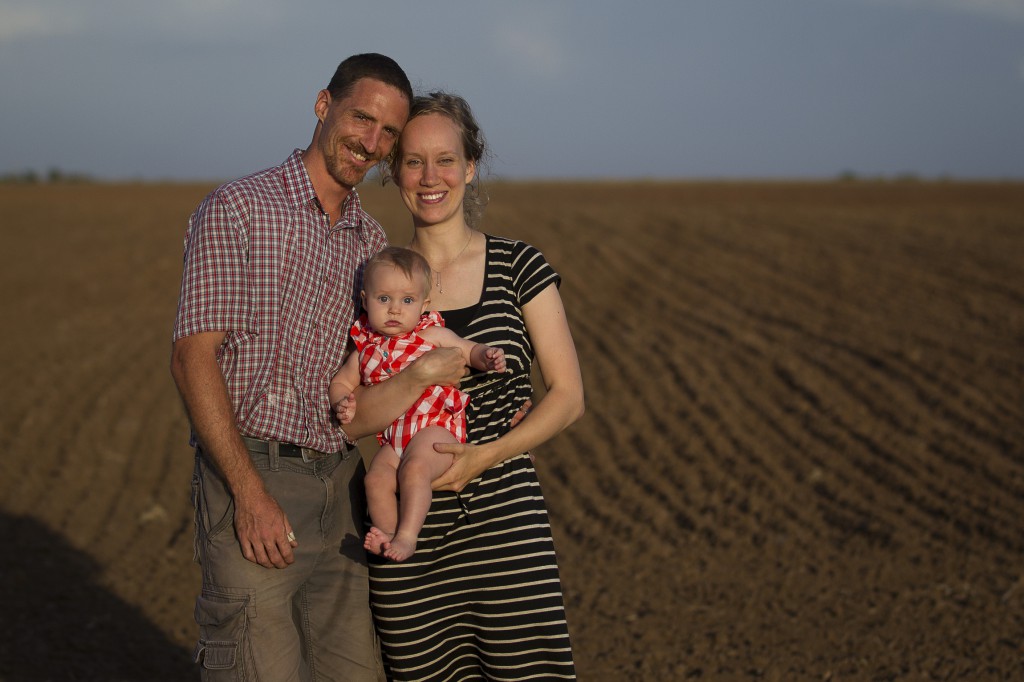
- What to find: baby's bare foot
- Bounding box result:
[364,526,394,556]
[383,533,417,562]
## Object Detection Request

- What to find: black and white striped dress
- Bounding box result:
[368,235,577,681]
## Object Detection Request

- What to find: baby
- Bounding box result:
[330,246,505,561]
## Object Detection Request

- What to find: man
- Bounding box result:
[170,53,465,681]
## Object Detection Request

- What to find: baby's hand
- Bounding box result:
[485,347,506,373]
[333,393,356,425]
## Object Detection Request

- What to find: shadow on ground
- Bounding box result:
[0,513,195,681]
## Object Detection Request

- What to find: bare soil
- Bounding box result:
[1,180,1022,681]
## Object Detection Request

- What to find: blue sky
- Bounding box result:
[1,0,1022,180]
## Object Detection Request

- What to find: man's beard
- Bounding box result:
[325,140,378,189]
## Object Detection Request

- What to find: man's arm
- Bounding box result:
[339,346,468,440]
[170,331,297,569]
[418,326,505,374]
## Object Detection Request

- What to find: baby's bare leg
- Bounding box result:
[363,445,400,556]
[385,427,458,562]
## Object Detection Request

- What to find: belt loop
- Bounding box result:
[268,441,281,471]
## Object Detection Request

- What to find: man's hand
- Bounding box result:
[233,488,299,569]
[407,347,468,387]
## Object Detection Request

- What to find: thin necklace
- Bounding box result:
[432,231,474,294]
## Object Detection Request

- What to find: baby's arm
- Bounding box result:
[420,326,505,374]
[329,352,361,424]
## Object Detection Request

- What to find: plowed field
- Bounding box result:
[1,180,1022,680]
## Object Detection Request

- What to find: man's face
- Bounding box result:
[316,79,409,190]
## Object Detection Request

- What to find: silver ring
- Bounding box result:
[287,531,296,542]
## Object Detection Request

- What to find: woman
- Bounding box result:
[368,92,584,680]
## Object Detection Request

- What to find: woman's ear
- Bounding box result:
[465,159,476,185]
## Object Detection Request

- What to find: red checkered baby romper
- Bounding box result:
[351,311,469,457]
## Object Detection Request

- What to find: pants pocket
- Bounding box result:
[195,452,235,543]
[193,589,255,681]
[190,470,201,563]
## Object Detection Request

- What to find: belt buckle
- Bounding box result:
[300,447,318,463]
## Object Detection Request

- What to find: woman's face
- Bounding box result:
[395,113,476,228]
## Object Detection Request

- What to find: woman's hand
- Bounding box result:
[431,441,495,492]
[509,398,533,428]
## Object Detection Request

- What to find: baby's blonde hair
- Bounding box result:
[363,246,432,297]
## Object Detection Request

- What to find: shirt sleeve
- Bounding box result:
[511,241,561,307]
[172,190,252,341]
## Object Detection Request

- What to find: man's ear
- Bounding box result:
[315,89,331,124]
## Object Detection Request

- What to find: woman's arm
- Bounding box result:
[432,284,584,491]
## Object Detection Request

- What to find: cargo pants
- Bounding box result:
[191,445,384,681]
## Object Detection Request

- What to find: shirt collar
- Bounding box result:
[282,149,365,230]
[337,185,365,230]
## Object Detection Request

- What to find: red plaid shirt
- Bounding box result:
[173,150,387,452]
[351,311,469,456]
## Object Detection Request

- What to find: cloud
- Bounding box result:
[936,0,1024,21]
[0,0,289,44]
[0,3,83,41]
[491,16,570,79]
[942,0,1024,21]
[858,0,1024,23]
[140,0,288,38]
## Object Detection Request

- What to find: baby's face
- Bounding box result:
[362,264,429,337]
